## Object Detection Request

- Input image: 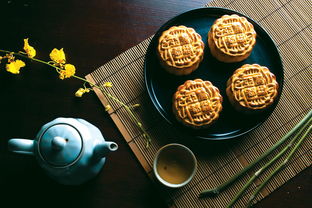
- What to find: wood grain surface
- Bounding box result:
[0,0,310,207]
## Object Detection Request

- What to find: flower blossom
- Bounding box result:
[59,64,76,79]
[6,60,26,74]
[103,82,112,87]
[50,48,66,64]
[23,38,36,58]
[105,105,111,111]
[75,88,90,97]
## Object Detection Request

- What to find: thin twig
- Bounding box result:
[72,75,151,147]
[71,69,152,147]
[0,49,60,70]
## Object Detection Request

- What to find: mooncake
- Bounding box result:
[173,79,223,129]
[226,64,279,113]
[157,26,205,75]
[208,14,256,63]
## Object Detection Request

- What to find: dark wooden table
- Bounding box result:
[0,0,310,207]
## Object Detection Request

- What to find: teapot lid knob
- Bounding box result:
[38,124,83,167]
[51,136,67,150]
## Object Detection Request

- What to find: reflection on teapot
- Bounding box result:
[8,118,118,185]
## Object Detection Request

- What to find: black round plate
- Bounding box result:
[144,7,284,140]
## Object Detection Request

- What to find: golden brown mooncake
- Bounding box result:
[173,79,223,129]
[157,25,205,76]
[226,64,279,113]
[208,14,256,63]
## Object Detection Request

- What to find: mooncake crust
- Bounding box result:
[157,25,205,75]
[173,79,223,129]
[226,64,279,113]
[208,14,256,63]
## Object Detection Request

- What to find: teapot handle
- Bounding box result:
[8,139,34,155]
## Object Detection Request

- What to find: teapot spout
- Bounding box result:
[93,141,118,161]
[8,139,34,155]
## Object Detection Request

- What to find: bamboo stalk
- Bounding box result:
[247,124,311,207]
[226,117,311,207]
[199,110,312,197]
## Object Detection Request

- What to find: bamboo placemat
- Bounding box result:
[86,0,311,207]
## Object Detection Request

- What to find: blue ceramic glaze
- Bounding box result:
[8,118,118,185]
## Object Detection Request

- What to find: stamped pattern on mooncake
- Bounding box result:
[212,15,256,56]
[158,26,204,68]
[173,79,223,128]
[228,64,279,110]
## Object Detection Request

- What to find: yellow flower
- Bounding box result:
[75,88,90,97]
[132,104,140,108]
[6,60,26,74]
[6,53,15,63]
[50,48,66,64]
[23,38,36,58]
[103,82,112,87]
[59,64,76,79]
[105,105,111,111]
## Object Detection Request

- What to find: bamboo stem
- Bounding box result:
[227,117,311,207]
[200,110,312,198]
[247,124,311,207]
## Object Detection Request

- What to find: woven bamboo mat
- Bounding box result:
[86,0,312,207]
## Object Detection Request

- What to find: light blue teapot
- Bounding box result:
[8,118,118,185]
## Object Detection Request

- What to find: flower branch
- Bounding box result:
[0,39,151,147]
[72,74,152,147]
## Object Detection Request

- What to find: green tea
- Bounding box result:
[156,147,194,184]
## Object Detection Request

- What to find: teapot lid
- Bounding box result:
[38,123,83,167]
